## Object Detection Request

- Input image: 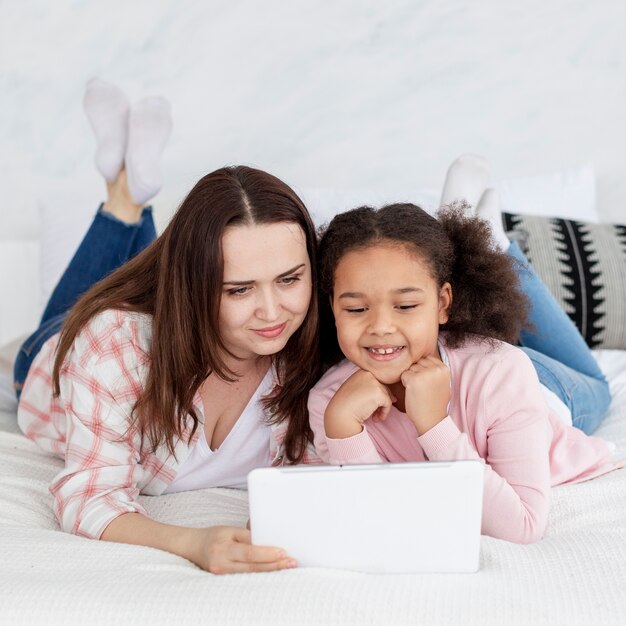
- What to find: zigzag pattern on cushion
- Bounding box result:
[617,225,626,254]
[551,219,605,347]
[502,213,626,349]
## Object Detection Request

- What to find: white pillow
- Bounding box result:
[298,164,598,229]
[297,187,441,228]
[496,163,598,222]
[37,174,102,309]
[37,177,176,308]
[0,241,40,347]
[0,335,24,413]
[0,171,40,240]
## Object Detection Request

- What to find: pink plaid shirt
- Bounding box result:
[17,309,321,540]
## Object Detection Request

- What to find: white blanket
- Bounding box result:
[1,351,626,626]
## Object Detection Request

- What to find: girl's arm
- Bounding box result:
[101,513,295,574]
[412,348,553,544]
[308,366,385,465]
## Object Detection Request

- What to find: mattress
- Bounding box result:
[1,350,625,626]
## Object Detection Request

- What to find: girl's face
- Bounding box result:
[219,222,312,361]
[331,243,451,385]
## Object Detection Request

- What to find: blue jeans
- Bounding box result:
[508,241,611,434]
[13,204,157,399]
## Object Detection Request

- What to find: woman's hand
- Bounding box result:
[401,356,451,435]
[102,513,295,575]
[190,525,297,574]
[324,369,395,439]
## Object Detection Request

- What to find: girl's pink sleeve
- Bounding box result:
[308,380,383,466]
[417,348,553,544]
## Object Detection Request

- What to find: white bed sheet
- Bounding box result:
[1,351,625,626]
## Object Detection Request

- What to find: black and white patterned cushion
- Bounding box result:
[503,213,626,349]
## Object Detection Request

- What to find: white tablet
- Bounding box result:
[248,461,483,574]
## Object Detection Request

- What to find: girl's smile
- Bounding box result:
[366,344,406,360]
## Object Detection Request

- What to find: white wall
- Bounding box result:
[1,0,625,234]
[1,0,625,343]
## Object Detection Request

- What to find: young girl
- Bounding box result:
[16,80,319,574]
[309,197,624,544]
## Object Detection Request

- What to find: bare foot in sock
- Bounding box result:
[440,154,491,209]
[83,79,130,182]
[476,188,510,251]
[125,96,172,206]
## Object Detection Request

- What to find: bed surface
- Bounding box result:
[1,350,625,625]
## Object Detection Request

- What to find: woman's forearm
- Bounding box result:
[100,512,295,574]
[101,512,201,563]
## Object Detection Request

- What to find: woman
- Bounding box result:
[16,81,320,574]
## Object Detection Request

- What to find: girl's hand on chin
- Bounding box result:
[324,369,395,439]
[400,356,451,436]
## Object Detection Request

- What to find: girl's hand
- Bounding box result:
[401,356,451,435]
[192,525,296,574]
[324,369,395,439]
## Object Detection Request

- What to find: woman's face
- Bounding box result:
[219,222,312,360]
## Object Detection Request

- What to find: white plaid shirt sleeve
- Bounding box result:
[48,311,161,539]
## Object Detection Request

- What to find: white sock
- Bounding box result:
[440,154,491,209]
[83,79,130,182]
[125,96,172,206]
[476,188,510,251]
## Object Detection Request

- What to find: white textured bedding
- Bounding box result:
[1,351,625,626]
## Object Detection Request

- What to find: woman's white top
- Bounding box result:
[164,369,273,493]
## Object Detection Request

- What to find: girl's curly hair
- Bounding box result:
[317,202,530,366]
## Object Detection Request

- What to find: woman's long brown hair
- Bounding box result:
[52,166,320,463]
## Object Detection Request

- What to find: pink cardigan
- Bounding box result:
[308,337,623,544]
